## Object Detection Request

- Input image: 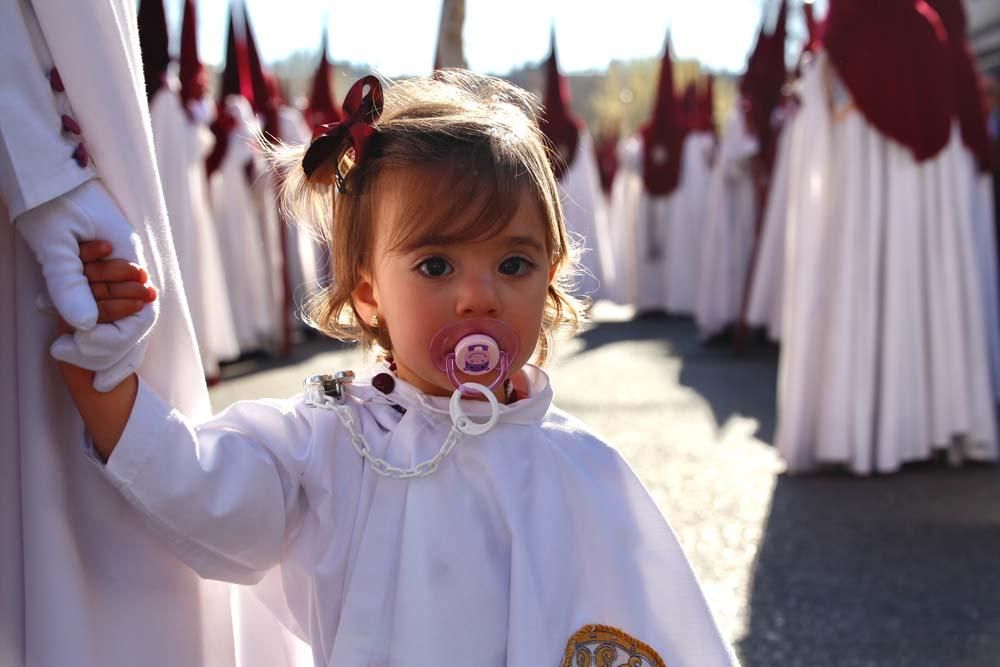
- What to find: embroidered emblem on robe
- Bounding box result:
[561,624,666,667]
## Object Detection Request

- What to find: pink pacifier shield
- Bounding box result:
[430,318,520,375]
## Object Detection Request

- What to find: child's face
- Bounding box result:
[355,175,554,399]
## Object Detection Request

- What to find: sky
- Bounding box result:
[162,0,827,77]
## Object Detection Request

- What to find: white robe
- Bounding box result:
[966,164,1000,402]
[777,52,998,474]
[694,109,759,338]
[149,84,239,377]
[667,131,716,315]
[210,95,278,353]
[607,135,678,311]
[745,110,796,342]
[277,105,324,328]
[0,1,236,664]
[97,365,738,666]
[559,131,614,302]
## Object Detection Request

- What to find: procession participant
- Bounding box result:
[744,91,798,342]
[924,0,1000,401]
[668,78,717,316]
[207,7,279,354]
[0,0,236,664]
[777,0,997,474]
[745,1,821,342]
[140,0,239,381]
[608,33,684,314]
[540,31,613,302]
[58,71,738,667]
[693,98,759,338]
[244,5,297,356]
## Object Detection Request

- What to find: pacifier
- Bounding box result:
[429,318,520,435]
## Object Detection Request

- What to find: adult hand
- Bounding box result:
[15,179,159,391]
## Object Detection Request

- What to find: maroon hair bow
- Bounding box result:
[302,75,384,192]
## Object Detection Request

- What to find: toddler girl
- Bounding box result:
[60,71,737,666]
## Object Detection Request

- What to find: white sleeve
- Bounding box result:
[100,378,317,585]
[0,0,95,219]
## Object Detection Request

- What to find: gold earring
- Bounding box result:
[370,313,379,328]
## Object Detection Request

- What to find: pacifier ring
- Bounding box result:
[449,382,500,435]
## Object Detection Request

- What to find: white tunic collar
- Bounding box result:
[348,363,553,428]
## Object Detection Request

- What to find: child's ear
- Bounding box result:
[548,262,558,284]
[352,270,379,325]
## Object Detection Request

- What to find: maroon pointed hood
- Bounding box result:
[219,6,254,107]
[923,0,994,171]
[137,0,170,102]
[802,2,823,54]
[242,4,280,139]
[243,4,270,114]
[824,0,953,161]
[539,31,582,180]
[640,33,684,196]
[179,0,207,109]
[306,29,343,132]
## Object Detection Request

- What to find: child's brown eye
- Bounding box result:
[498,256,534,276]
[418,257,453,277]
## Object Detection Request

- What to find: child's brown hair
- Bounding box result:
[272,70,585,365]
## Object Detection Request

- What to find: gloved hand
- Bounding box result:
[15,179,157,391]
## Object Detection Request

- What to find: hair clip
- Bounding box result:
[302,75,384,192]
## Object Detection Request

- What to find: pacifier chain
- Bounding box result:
[304,323,507,479]
[305,376,468,479]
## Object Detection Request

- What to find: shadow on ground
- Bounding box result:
[738,465,1000,667]
[218,332,351,382]
[574,314,780,443]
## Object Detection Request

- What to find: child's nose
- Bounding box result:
[455,273,500,318]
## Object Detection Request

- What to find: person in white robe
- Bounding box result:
[693,104,759,337]
[777,0,997,474]
[82,362,738,666]
[696,3,786,340]
[540,34,613,303]
[607,35,685,314]
[0,0,237,664]
[667,81,717,316]
[744,95,797,342]
[207,9,279,354]
[141,0,239,380]
[924,0,1000,402]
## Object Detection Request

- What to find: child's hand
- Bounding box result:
[55,240,154,459]
[56,240,157,335]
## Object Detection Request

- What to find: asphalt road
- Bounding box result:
[210,305,1000,666]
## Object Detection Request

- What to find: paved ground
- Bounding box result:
[211,305,1000,666]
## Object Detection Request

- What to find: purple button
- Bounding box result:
[372,373,395,394]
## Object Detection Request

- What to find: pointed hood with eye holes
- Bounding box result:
[206,7,255,177]
[179,0,207,110]
[307,28,344,132]
[640,32,684,197]
[137,0,170,102]
[539,29,582,181]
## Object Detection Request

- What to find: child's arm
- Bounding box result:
[56,242,317,584]
[56,240,153,459]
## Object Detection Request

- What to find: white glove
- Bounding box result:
[15,179,157,391]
